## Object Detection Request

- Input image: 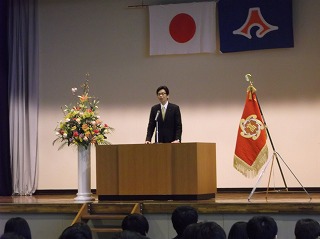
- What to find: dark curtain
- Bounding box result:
[0,0,12,196]
[8,0,39,195]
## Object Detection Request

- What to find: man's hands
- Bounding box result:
[145,140,180,144]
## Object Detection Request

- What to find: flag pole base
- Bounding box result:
[248,154,273,201]
[248,151,312,202]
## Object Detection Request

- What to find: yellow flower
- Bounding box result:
[53,78,113,150]
[82,124,89,131]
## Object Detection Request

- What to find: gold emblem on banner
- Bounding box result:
[240,115,265,140]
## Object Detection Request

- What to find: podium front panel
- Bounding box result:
[96,143,216,200]
[118,144,172,195]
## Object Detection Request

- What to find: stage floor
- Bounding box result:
[1,191,320,215]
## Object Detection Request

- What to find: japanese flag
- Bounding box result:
[149,2,216,55]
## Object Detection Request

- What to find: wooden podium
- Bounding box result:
[96,143,216,200]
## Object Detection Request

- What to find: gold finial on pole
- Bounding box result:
[245,73,253,85]
[245,74,256,99]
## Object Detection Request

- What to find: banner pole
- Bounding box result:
[248,154,273,201]
[253,87,288,190]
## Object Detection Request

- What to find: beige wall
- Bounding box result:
[38,0,320,189]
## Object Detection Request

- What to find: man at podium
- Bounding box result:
[145,86,182,144]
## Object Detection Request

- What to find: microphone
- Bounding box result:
[154,110,160,121]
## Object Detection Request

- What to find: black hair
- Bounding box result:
[197,222,226,239]
[183,222,226,239]
[295,218,320,239]
[4,217,31,239]
[156,86,169,95]
[59,222,92,239]
[247,216,277,239]
[0,232,25,239]
[112,230,151,239]
[228,221,248,239]
[171,206,198,236]
[182,223,201,239]
[121,213,149,236]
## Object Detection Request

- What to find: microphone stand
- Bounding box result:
[155,120,159,144]
[155,110,160,144]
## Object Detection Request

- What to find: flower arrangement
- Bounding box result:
[53,75,113,150]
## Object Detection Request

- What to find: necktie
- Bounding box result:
[161,106,166,120]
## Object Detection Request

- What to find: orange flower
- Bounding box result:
[53,79,113,150]
[79,94,88,102]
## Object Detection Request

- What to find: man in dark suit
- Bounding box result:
[145,86,182,143]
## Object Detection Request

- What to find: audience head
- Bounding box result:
[183,222,226,239]
[294,218,320,239]
[171,206,198,236]
[59,222,92,239]
[247,216,277,239]
[121,213,149,236]
[182,223,201,239]
[197,222,226,239]
[228,221,248,239]
[112,230,151,239]
[0,233,25,239]
[4,217,31,239]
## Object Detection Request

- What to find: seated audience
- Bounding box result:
[294,218,320,239]
[3,217,31,239]
[121,213,149,236]
[197,222,226,239]
[0,232,25,239]
[247,215,277,239]
[183,221,226,239]
[182,223,201,239]
[113,230,151,239]
[171,205,198,239]
[59,222,92,239]
[228,221,248,239]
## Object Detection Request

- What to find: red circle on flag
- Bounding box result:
[169,13,196,43]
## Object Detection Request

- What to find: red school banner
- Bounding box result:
[234,85,268,178]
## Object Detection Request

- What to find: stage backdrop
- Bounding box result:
[37,0,320,190]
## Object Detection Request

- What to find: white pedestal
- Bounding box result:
[74,145,95,201]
